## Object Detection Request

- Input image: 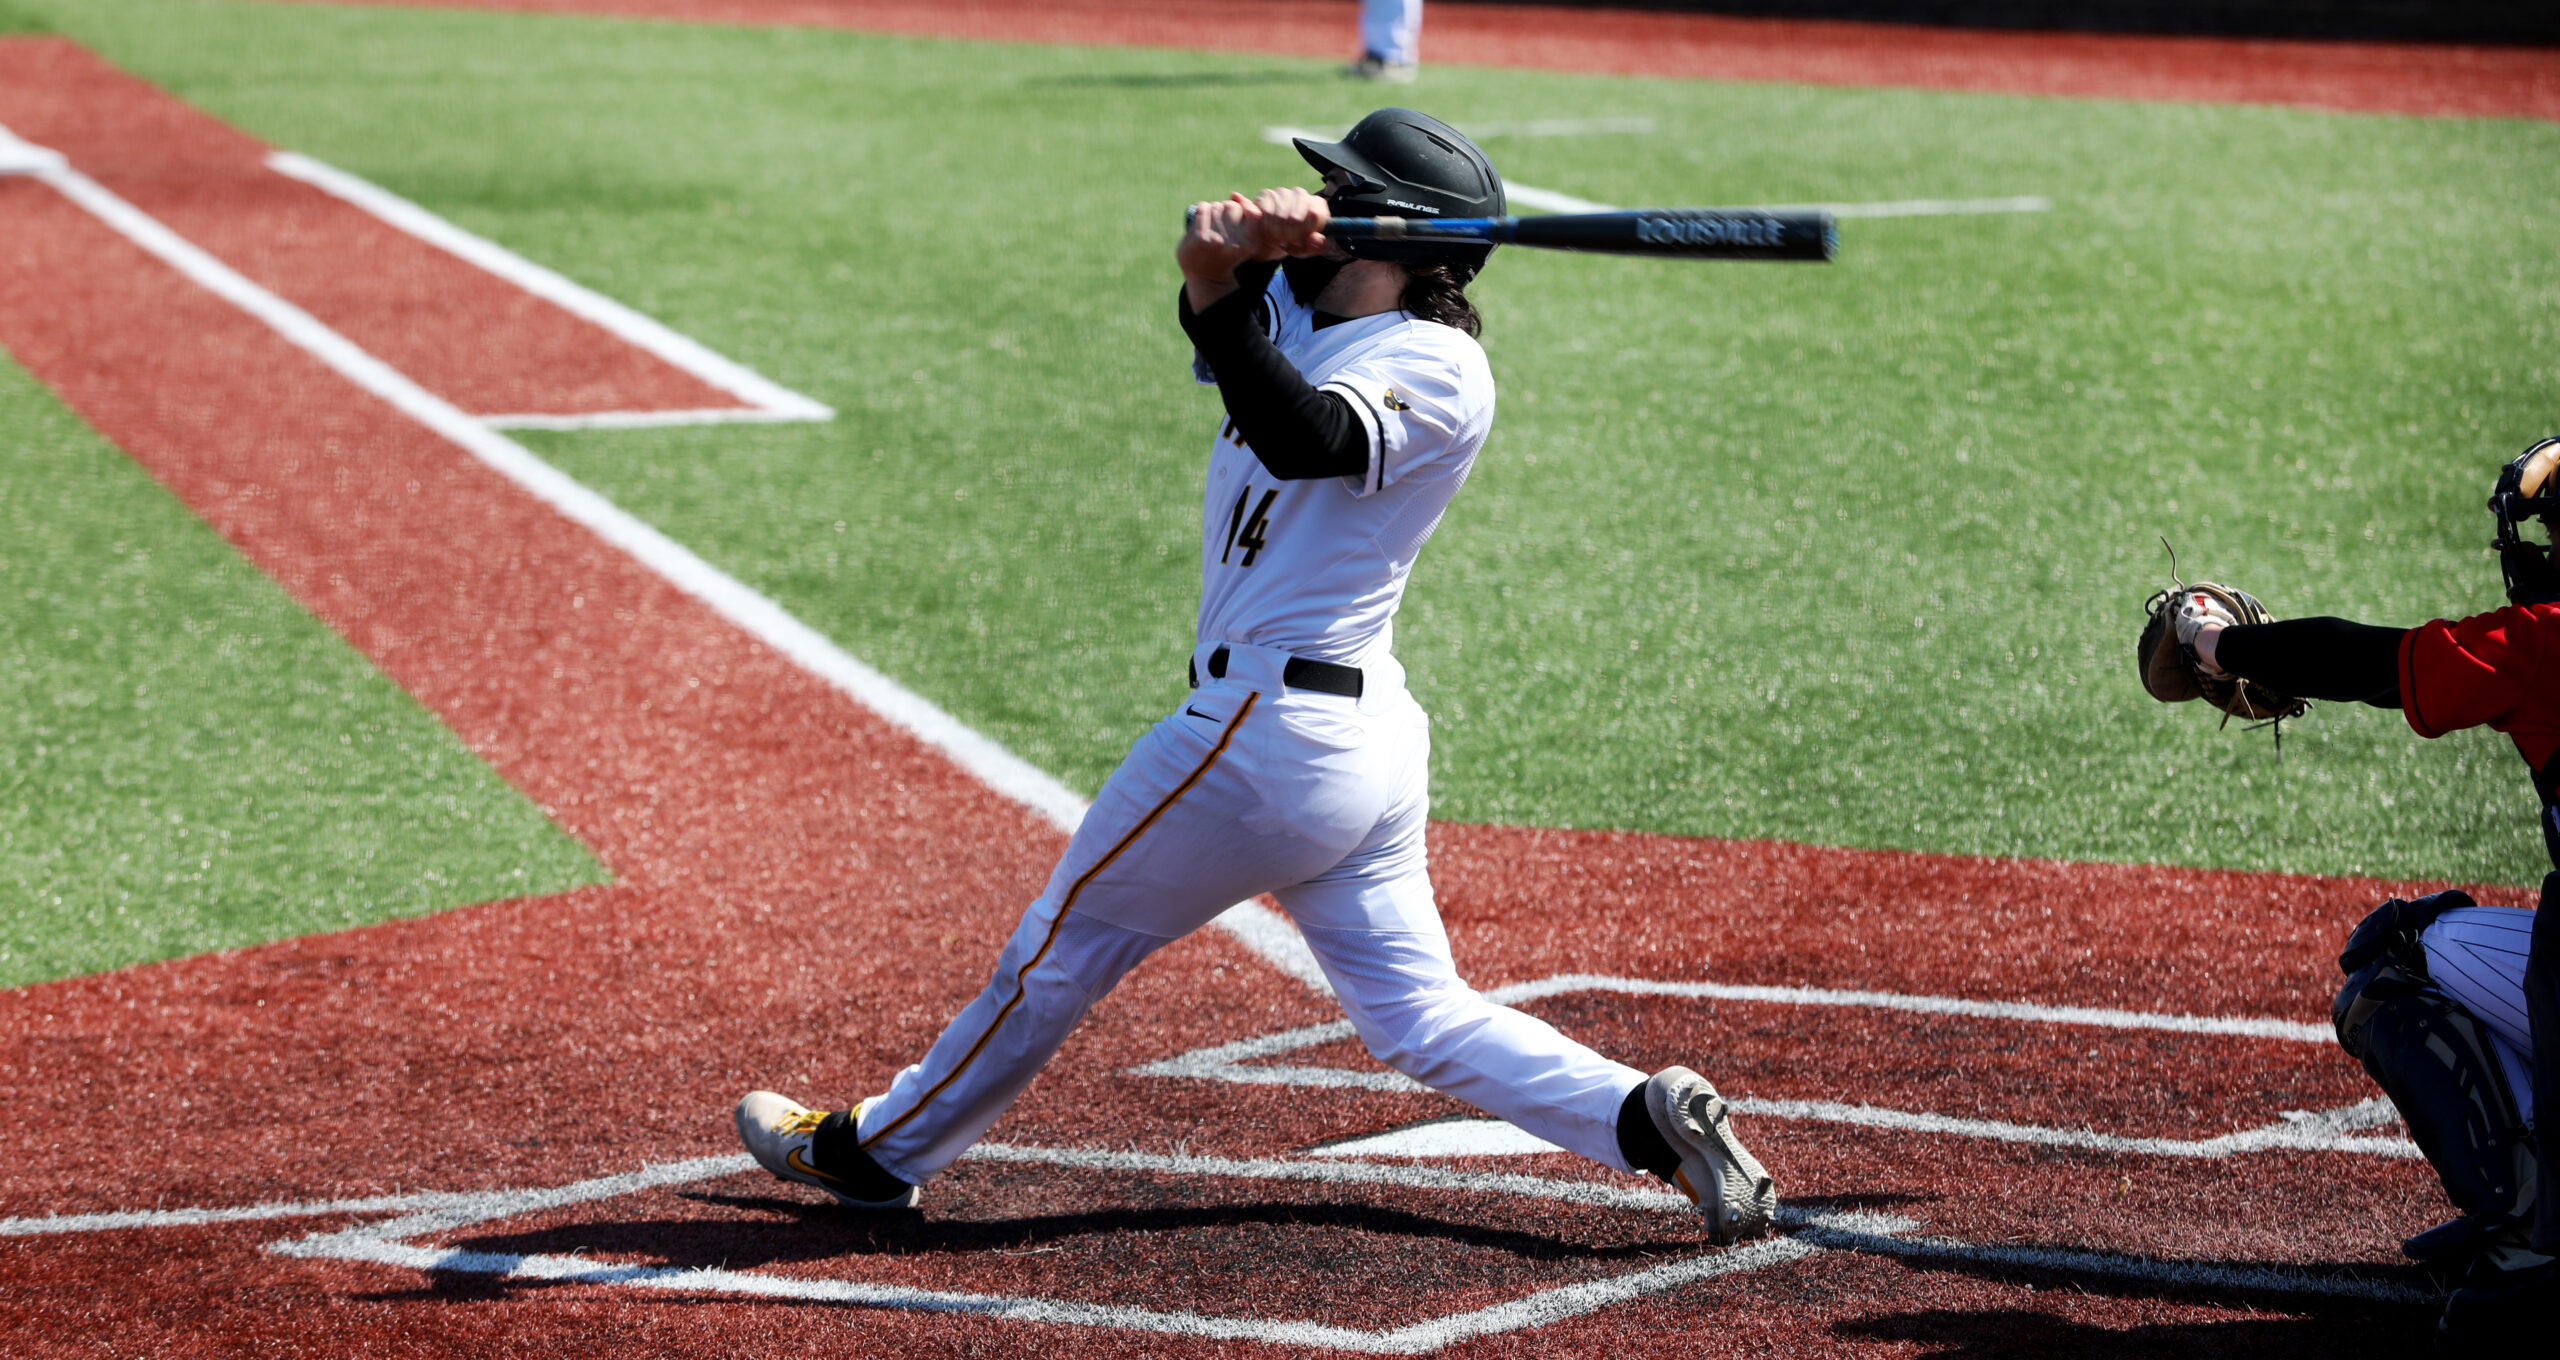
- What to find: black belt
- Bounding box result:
[1187,646,1363,699]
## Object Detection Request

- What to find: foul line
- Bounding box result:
[265,150,834,429]
[3,120,1328,996]
[1258,126,2048,221]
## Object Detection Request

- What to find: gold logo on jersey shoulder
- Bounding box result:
[1382,390,1411,411]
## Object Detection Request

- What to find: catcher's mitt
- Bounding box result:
[2137,579,2308,724]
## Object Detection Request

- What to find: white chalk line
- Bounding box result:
[0,1189,491,1236]
[7,124,1328,991]
[0,124,68,176]
[278,1226,1821,1353]
[265,150,833,429]
[1488,973,2336,1043]
[1258,125,2047,220]
[1500,182,1619,215]
[1263,120,1653,147]
[7,1141,2424,1341]
[1733,1096,2418,1161]
[1774,195,2051,219]
[1133,975,2416,1161]
[480,407,832,431]
[1504,184,2051,220]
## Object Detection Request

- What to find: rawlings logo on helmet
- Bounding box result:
[1293,108,1504,276]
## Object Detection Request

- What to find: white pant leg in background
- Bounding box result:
[857,642,1650,1183]
[1361,0,1423,66]
[2424,904,2539,1123]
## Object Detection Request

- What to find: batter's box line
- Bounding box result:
[1131,973,2420,1162]
[2,1141,2425,1353]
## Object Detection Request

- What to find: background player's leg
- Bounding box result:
[856,688,1364,1185]
[1274,700,1649,1171]
[1359,0,1423,69]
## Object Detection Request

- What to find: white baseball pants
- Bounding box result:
[2423,904,2540,1122]
[857,640,1648,1184]
[1361,0,1423,66]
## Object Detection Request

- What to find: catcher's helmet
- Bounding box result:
[1294,108,1504,277]
[2489,436,2560,605]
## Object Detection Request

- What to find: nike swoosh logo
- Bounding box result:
[786,1147,849,1187]
[1186,706,1216,720]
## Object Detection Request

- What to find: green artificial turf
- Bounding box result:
[22,0,2560,887]
[0,357,607,989]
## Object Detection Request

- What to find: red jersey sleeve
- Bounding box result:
[2398,602,2560,771]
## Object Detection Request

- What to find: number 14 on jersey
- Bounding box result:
[1222,484,1278,568]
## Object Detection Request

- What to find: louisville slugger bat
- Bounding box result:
[1330,209,1836,262]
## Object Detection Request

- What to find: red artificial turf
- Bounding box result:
[280,0,2560,123]
[0,38,2484,1357]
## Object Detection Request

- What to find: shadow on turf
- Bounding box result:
[1834,1306,2436,1359]
[421,1187,1684,1271]
[1846,1241,2437,1308]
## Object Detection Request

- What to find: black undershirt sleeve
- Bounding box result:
[2213,616,2408,708]
[1177,263,1371,481]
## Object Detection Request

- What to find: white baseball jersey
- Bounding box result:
[1194,269,1496,669]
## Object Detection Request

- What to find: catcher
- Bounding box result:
[2139,436,2560,1352]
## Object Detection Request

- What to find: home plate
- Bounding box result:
[1307,1118,1568,1159]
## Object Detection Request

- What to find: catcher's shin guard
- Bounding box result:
[2335,921,2538,1233]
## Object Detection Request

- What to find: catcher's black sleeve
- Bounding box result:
[2215,616,2408,708]
[1177,266,1369,481]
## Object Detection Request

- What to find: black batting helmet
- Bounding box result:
[1295,108,1504,278]
[2489,436,2560,605]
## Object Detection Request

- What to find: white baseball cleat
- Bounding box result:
[733,1090,920,1209]
[1645,1066,1776,1244]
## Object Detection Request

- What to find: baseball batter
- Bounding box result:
[2140,436,2560,1349]
[735,109,1778,1244]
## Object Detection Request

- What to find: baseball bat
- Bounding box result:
[1330,209,1836,262]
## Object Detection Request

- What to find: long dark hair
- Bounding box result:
[1400,263,1482,338]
